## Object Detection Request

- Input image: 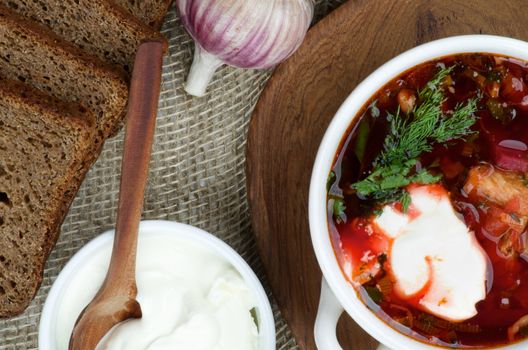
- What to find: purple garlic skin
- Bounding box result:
[177,0,314,96]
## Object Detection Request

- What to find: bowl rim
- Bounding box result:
[38,220,276,350]
[309,34,528,350]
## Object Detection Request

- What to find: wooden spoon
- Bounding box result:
[69,40,167,350]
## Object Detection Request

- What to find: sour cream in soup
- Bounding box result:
[373,185,488,321]
[55,234,259,350]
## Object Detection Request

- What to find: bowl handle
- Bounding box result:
[315,278,393,350]
[315,277,344,349]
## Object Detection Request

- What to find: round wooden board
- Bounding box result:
[246,0,528,349]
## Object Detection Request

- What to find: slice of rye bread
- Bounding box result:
[0,0,165,74]
[0,6,128,260]
[0,76,96,317]
[112,0,173,29]
[0,5,128,151]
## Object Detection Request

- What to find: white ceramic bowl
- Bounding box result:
[309,35,528,350]
[39,220,276,350]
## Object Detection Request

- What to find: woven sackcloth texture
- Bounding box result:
[0,1,345,348]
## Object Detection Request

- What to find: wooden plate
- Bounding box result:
[246,0,528,348]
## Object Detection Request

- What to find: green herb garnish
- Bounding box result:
[400,191,412,212]
[327,171,336,192]
[373,208,383,217]
[351,66,479,209]
[353,102,380,163]
[332,198,346,224]
[353,118,370,163]
[328,171,347,223]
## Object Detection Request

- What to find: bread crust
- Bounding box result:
[112,0,173,29]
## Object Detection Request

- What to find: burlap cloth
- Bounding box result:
[0,1,346,348]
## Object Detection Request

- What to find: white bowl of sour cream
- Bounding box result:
[39,220,275,350]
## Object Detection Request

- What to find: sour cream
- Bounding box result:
[374,185,488,322]
[55,234,259,350]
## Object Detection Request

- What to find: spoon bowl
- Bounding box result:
[69,295,141,349]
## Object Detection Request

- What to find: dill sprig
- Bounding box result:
[352,65,479,210]
[375,66,455,167]
[434,97,479,143]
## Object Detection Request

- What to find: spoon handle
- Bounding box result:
[105,40,166,294]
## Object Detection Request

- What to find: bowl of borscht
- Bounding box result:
[309,35,528,350]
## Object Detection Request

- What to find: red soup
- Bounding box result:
[328,54,528,348]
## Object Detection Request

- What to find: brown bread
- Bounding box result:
[0,5,129,316]
[0,76,96,317]
[0,4,128,242]
[0,0,165,73]
[112,0,173,29]
[0,4,128,149]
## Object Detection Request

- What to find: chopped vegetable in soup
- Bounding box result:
[328,54,528,348]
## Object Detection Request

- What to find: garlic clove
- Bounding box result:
[185,44,223,97]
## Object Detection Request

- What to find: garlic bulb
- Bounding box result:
[177,0,314,96]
